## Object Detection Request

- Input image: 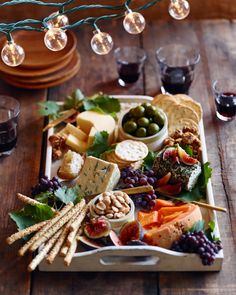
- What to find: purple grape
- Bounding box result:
[31,176,61,196]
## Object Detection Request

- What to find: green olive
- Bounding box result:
[141,103,150,110]
[153,111,165,126]
[123,121,137,134]
[132,106,145,118]
[146,105,157,117]
[137,117,149,127]
[135,127,147,137]
[148,123,160,136]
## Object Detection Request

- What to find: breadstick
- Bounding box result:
[6,220,48,245]
[64,238,77,267]
[17,193,56,212]
[27,229,63,272]
[30,199,85,252]
[18,202,73,256]
[70,202,89,232]
[60,244,69,257]
[46,209,82,264]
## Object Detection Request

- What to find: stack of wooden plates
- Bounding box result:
[0,31,80,89]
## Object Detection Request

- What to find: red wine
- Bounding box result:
[0,114,17,154]
[117,62,141,84]
[161,66,193,94]
[215,92,236,120]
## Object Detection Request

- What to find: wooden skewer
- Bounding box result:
[43,109,77,132]
[156,192,227,213]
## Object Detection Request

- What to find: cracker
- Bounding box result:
[115,140,148,162]
[152,93,174,105]
[168,104,199,124]
[152,95,178,114]
[174,94,202,121]
[169,118,199,135]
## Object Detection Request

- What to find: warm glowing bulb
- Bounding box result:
[169,0,190,20]
[44,28,68,51]
[91,31,113,55]
[123,12,146,34]
[47,11,69,29]
[1,41,25,67]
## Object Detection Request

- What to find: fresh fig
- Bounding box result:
[126,240,147,246]
[78,236,103,249]
[84,217,111,239]
[177,145,198,166]
[119,220,143,245]
[163,147,179,164]
[156,183,182,195]
[156,172,172,187]
[109,230,123,246]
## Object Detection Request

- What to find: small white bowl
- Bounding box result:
[118,107,168,151]
[89,192,135,232]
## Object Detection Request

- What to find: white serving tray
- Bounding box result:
[39,95,223,272]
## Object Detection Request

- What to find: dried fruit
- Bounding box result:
[119,220,143,245]
[84,217,111,239]
[156,183,182,195]
[177,145,198,166]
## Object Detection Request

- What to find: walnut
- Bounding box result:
[49,134,67,160]
[182,126,199,136]
[182,132,196,144]
[163,137,175,147]
[172,129,183,139]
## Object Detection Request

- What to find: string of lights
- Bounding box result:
[0,0,190,67]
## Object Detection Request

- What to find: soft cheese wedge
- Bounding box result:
[66,134,88,153]
[58,150,84,180]
[76,111,116,143]
[77,156,120,196]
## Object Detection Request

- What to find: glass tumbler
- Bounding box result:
[156,44,200,94]
[0,96,20,156]
[114,46,147,87]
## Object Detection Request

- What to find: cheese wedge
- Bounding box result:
[66,134,88,153]
[76,111,116,143]
[65,123,88,141]
[88,126,98,147]
[58,150,84,180]
[77,156,120,196]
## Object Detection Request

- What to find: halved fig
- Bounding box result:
[156,172,172,187]
[177,145,198,166]
[156,183,182,195]
[78,235,103,249]
[163,147,179,164]
[119,220,143,245]
[84,217,111,239]
[109,230,123,246]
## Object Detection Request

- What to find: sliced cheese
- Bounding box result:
[66,134,88,153]
[57,127,69,138]
[76,111,116,143]
[88,126,98,147]
[65,123,88,141]
[77,156,120,196]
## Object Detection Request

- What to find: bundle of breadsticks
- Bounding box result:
[6,193,89,272]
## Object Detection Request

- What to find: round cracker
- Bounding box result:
[152,96,178,116]
[152,93,174,105]
[115,140,148,162]
[174,94,202,121]
[168,104,199,125]
[107,151,133,165]
[169,118,199,135]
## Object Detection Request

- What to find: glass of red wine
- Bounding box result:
[156,44,200,94]
[114,46,146,87]
[0,96,20,157]
[212,79,236,121]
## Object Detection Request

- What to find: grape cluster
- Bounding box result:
[31,176,61,196]
[171,231,222,266]
[120,167,157,210]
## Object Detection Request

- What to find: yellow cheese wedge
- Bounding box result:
[76,111,116,143]
[88,126,98,147]
[66,134,88,153]
[65,123,88,141]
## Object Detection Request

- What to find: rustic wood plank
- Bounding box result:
[142,19,236,294]
[0,80,47,294]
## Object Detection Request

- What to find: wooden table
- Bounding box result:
[0,20,236,295]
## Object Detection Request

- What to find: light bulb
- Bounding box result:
[91,31,113,55]
[123,11,146,34]
[44,28,68,51]
[47,11,69,29]
[1,41,25,67]
[169,0,190,20]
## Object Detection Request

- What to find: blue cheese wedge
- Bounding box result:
[77,156,120,196]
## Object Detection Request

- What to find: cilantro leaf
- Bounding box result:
[142,151,156,171]
[64,89,85,110]
[54,186,81,204]
[86,131,110,158]
[38,101,60,119]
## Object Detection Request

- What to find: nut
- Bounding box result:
[111,206,119,213]
[96,202,106,211]
[106,213,114,219]
[103,196,111,207]
[94,205,105,215]
[114,212,125,219]
[113,200,123,209]
[116,195,125,204]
